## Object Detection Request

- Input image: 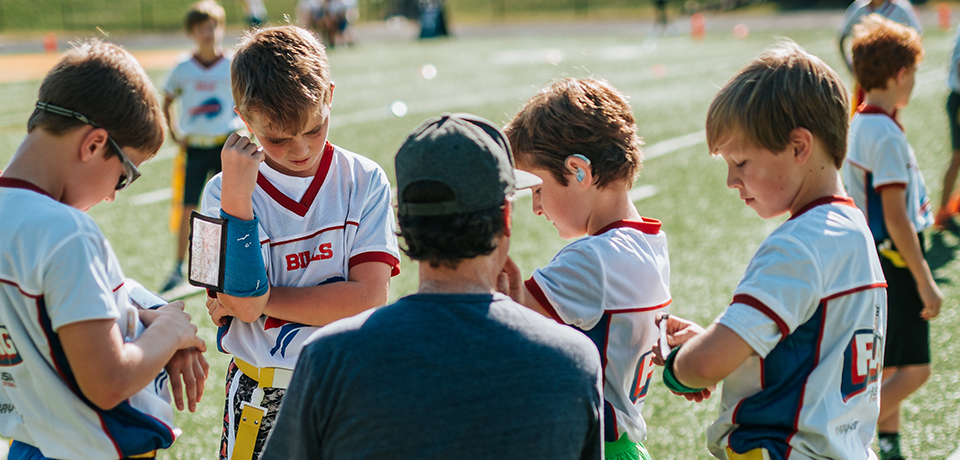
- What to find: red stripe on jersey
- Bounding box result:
[593,217,661,236]
[349,251,401,277]
[789,195,858,220]
[524,278,565,324]
[113,282,124,292]
[858,104,902,131]
[256,142,335,217]
[731,294,790,340]
[0,278,42,299]
[821,282,887,302]
[874,183,906,193]
[267,222,357,247]
[609,299,671,313]
[0,177,54,199]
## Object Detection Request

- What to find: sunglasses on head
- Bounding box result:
[35,101,141,191]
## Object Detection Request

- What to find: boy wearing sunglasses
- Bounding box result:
[0,40,208,460]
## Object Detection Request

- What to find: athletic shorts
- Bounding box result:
[878,234,931,367]
[219,360,285,460]
[605,434,652,460]
[183,145,223,206]
[947,91,960,151]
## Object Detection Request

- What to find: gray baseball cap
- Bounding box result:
[396,113,541,217]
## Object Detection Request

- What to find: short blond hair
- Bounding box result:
[852,14,924,92]
[232,26,331,133]
[504,78,643,189]
[185,0,226,32]
[706,41,849,168]
[28,39,165,157]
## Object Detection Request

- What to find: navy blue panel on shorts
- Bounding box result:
[184,145,223,206]
[879,233,931,367]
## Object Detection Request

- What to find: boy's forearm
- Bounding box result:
[262,263,390,326]
[217,290,270,323]
[673,323,754,389]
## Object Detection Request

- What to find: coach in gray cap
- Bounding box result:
[262,113,603,460]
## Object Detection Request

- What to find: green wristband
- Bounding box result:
[662,346,707,394]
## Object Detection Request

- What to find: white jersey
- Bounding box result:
[200,142,401,370]
[162,53,243,139]
[0,178,178,459]
[524,219,670,444]
[709,197,886,460]
[838,0,922,40]
[844,110,933,241]
[948,23,960,93]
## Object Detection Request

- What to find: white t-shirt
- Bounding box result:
[838,0,922,40]
[708,197,886,460]
[0,178,178,459]
[525,219,670,444]
[844,111,933,241]
[162,54,243,139]
[200,142,401,370]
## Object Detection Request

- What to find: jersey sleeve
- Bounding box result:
[527,242,606,330]
[347,165,400,276]
[720,233,822,357]
[868,134,911,190]
[42,231,121,331]
[161,63,183,99]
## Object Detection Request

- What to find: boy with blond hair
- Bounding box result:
[160,0,243,293]
[198,26,400,460]
[0,40,207,460]
[502,77,669,460]
[656,41,887,460]
[843,15,941,460]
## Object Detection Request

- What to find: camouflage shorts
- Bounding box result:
[218,360,286,460]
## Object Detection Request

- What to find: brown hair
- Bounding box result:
[706,41,849,168]
[28,39,165,157]
[185,0,226,33]
[232,26,331,134]
[504,78,643,189]
[852,14,924,92]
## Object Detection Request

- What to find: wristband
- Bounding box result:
[662,345,708,394]
[221,210,269,297]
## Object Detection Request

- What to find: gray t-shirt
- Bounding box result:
[261,292,603,460]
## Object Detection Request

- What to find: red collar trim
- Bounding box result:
[593,218,662,236]
[789,195,857,220]
[857,104,902,131]
[0,177,54,199]
[256,142,334,218]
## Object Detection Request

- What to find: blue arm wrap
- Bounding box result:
[662,346,708,394]
[221,210,269,298]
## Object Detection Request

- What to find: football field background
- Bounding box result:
[2,7,960,459]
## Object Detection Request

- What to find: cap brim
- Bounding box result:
[513,169,542,191]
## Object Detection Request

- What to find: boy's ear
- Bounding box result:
[789,127,814,165]
[234,107,255,134]
[565,154,593,188]
[79,127,110,162]
[895,66,908,84]
[328,82,335,106]
[502,199,512,237]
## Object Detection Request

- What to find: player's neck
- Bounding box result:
[585,188,643,236]
[789,155,846,217]
[863,89,900,114]
[3,130,74,202]
[194,46,223,66]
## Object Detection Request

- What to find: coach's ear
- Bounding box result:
[502,199,512,237]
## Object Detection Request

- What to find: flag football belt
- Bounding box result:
[230,358,294,460]
[725,447,771,460]
[186,134,229,148]
[877,239,908,269]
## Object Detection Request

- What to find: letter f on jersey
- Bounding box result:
[841,329,881,402]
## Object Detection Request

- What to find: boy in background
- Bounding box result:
[0,40,207,460]
[843,15,941,460]
[199,26,400,460]
[160,0,243,293]
[656,41,887,460]
[502,78,670,460]
[934,21,960,229]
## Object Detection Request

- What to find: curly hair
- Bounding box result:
[398,181,505,269]
[852,14,924,92]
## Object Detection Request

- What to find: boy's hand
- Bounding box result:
[165,347,209,412]
[651,313,706,366]
[497,256,524,303]
[206,296,234,327]
[149,301,207,352]
[919,282,943,320]
[220,133,264,220]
